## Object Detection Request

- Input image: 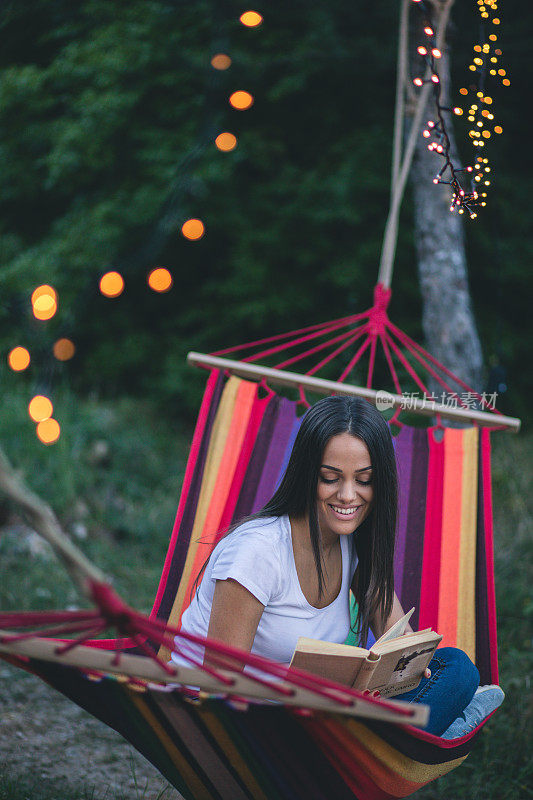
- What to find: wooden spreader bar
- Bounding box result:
[187,352,521,433]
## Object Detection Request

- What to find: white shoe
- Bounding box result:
[440,685,505,739]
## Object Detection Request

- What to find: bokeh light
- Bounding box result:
[229,91,254,110]
[100,271,124,298]
[215,132,237,152]
[211,54,231,70]
[32,285,58,321]
[148,267,173,292]
[29,395,53,422]
[53,338,76,361]
[8,346,30,371]
[37,418,60,445]
[239,11,263,27]
[181,219,205,240]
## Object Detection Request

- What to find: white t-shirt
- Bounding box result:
[171,515,359,668]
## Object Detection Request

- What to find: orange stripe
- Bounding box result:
[168,376,241,629]
[456,427,478,661]
[183,379,257,607]
[437,428,464,647]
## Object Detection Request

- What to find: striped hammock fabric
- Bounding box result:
[1,368,499,799]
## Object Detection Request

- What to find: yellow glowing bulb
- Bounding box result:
[53,338,76,361]
[474,45,482,52]
[432,48,442,58]
[474,57,483,65]
[211,54,231,70]
[453,107,463,116]
[37,418,60,445]
[489,34,497,41]
[484,96,493,104]
[498,69,506,76]
[240,11,263,27]
[229,91,254,110]
[494,125,503,134]
[493,18,500,24]
[100,271,124,298]
[215,132,237,151]
[181,219,205,240]
[489,69,497,75]
[477,91,484,98]
[8,346,31,371]
[29,395,53,423]
[31,284,57,306]
[502,78,510,86]
[469,65,477,71]
[482,130,491,138]
[148,268,173,293]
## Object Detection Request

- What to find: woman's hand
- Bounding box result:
[424,667,432,679]
[205,578,265,669]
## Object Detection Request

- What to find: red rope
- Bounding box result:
[273,325,368,372]
[306,328,368,377]
[337,335,372,383]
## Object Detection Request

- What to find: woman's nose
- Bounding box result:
[337,481,358,503]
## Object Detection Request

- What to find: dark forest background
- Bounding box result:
[0,0,530,421]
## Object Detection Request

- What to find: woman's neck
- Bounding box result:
[289,514,339,555]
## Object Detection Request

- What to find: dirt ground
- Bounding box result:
[0,661,184,800]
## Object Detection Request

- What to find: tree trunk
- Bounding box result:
[409,6,484,393]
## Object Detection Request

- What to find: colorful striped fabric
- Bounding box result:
[6,369,500,798]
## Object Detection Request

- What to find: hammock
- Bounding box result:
[0,296,513,799]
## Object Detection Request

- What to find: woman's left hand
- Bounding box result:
[424,667,432,679]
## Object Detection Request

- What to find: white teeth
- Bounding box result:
[331,505,360,515]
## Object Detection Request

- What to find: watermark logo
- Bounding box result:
[375,390,395,411]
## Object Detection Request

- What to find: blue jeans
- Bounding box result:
[397,647,480,735]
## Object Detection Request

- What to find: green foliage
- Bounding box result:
[0,0,529,422]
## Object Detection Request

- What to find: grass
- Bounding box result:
[0,388,532,799]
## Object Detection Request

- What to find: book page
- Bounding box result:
[373,607,415,649]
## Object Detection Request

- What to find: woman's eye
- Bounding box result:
[357,479,372,486]
[320,476,338,484]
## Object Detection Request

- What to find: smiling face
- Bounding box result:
[316,432,374,546]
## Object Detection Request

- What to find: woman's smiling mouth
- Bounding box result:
[329,504,362,518]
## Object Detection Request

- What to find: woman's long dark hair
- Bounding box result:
[258,396,397,647]
[194,395,398,648]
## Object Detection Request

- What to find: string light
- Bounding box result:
[8,346,31,371]
[215,132,238,151]
[229,90,254,110]
[181,219,205,240]
[411,0,508,219]
[28,395,53,423]
[36,418,60,445]
[239,11,263,27]
[211,54,231,70]
[100,271,124,298]
[31,284,58,321]
[148,267,173,292]
[53,338,76,361]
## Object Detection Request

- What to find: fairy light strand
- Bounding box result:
[411,0,508,219]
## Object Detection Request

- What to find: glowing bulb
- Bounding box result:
[459,87,468,95]
[502,78,510,86]
[474,57,483,65]
[428,120,435,128]
[239,11,263,26]
[181,219,205,240]
[53,338,76,361]
[211,54,231,70]
[453,107,463,115]
[417,46,428,55]
[493,18,500,24]
[215,132,237,151]
[229,91,254,110]
[424,26,434,35]
[37,418,60,445]
[8,346,30,371]
[29,395,53,423]
[469,65,477,71]
[489,34,497,41]
[100,271,124,298]
[474,45,482,52]
[31,285,58,321]
[432,48,442,58]
[413,77,423,86]
[482,130,491,138]
[423,129,431,137]
[31,285,57,306]
[431,74,439,83]
[494,125,503,134]
[484,96,493,104]
[148,268,173,292]
[498,69,506,76]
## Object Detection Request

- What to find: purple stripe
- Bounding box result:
[401,427,430,630]
[252,398,298,512]
[232,396,281,522]
[393,425,414,600]
[273,414,302,493]
[475,435,491,684]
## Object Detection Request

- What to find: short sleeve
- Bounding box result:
[210,527,281,606]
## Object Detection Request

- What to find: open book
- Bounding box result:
[289,609,442,698]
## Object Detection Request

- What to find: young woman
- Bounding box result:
[172,396,503,736]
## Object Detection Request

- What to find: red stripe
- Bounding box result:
[217,391,272,534]
[151,369,220,620]
[418,429,444,631]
